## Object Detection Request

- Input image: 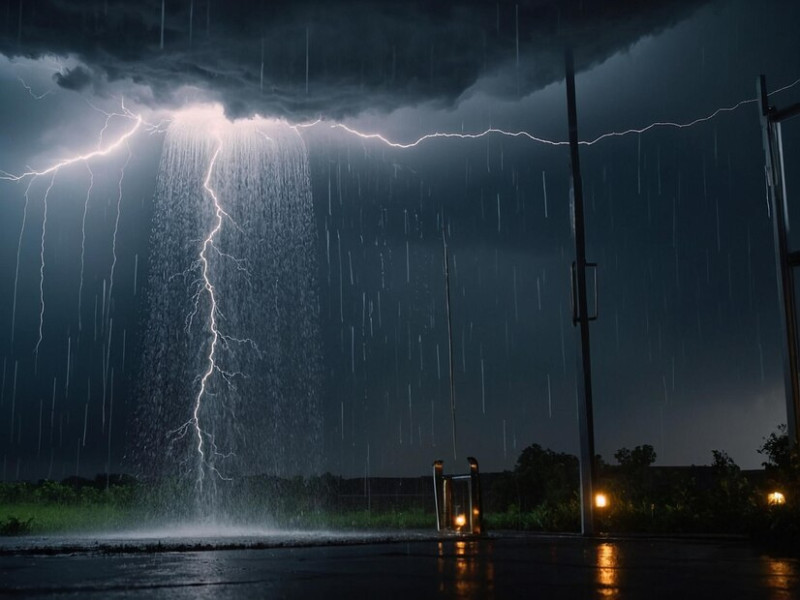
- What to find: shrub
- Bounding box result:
[0,516,34,536]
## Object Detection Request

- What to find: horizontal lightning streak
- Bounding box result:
[0,115,142,181]
[323,76,800,150]
[581,99,757,146]
[332,123,565,149]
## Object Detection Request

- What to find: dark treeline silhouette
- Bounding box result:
[483,428,800,541]
[2,427,799,542]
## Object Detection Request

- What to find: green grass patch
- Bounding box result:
[295,508,436,530]
[0,503,143,535]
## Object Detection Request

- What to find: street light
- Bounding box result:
[768,491,786,506]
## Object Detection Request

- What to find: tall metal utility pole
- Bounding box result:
[565,48,597,536]
[758,75,800,446]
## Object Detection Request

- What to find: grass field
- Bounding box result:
[0,503,146,534]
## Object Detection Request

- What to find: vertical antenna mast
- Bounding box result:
[443,222,458,460]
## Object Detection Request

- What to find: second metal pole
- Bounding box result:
[565,48,596,536]
[758,74,800,447]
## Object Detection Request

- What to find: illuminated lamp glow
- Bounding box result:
[768,491,786,506]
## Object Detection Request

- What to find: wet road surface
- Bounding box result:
[1,533,798,598]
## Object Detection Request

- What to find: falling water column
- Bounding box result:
[565,48,597,536]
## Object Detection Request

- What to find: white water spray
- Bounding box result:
[137,106,323,518]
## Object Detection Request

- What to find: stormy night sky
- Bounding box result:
[1,0,800,483]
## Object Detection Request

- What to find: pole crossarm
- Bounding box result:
[771,102,800,124]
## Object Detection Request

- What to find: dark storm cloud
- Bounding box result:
[52,64,93,90]
[3,0,709,118]
[0,0,713,119]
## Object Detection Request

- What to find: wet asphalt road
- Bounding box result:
[1,533,798,599]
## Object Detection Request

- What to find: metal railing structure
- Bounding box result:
[432,457,483,535]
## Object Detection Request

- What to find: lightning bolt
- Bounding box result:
[34,173,57,371]
[17,76,54,100]
[106,146,132,322]
[10,179,34,347]
[163,115,278,497]
[193,136,225,491]
[168,132,239,494]
[77,164,94,334]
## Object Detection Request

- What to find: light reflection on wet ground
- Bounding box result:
[596,542,619,597]
[763,555,798,600]
[437,539,495,598]
[1,532,798,599]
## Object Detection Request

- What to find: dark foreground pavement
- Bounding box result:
[1,533,798,599]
